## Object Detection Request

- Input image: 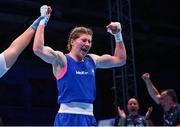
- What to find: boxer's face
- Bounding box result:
[71,33,92,60]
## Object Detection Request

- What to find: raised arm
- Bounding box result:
[142,73,161,104]
[3,26,35,68]
[0,10,45,78]
[32,6,66,77]
[145,106,154,126]
[117,106,126,126]
[33,7,64,63]
[89,22,126,69]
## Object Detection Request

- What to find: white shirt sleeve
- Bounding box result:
[0,52,9,78]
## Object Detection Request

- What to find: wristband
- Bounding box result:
[107,28,123,42]
[114,32,123,42]
[31,16,44,30]
[39,17,49,26]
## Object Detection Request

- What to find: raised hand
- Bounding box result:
[145,106,153,120]
[39,5,52,26]
[106,22,123,42]
[142,73,150,81]
[118,106,126,119]
[106,22,121,34]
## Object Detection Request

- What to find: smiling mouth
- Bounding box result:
[80,46,89,52]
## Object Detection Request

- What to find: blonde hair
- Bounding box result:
[67,26,93,51]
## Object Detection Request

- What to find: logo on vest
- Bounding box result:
[76,71,89,75]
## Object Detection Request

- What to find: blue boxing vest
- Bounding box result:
[56,54,96,104]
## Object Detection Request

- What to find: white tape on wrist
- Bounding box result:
[114,32,123,42]
[107,27,123,42]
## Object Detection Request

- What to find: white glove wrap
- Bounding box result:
[107,22,123,42]
[40,5,48,16]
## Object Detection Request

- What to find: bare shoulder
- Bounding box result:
[53,51,67,67]
[88,53,100,64]
[52,51,67,79]
[88,53,100,60]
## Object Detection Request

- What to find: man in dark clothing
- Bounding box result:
[142,73,180,126]
[118,98,153,126]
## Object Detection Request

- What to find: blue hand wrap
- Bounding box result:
[39,16,49,26]
[31,16,44,30]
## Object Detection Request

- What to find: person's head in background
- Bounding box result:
[127,98,139,116]
[160,89,178,111]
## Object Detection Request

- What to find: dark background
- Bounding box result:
[0,0,179,125]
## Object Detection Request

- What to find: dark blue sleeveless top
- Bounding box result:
[56,54,96,104]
